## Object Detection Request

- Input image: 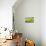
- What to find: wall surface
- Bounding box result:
[13,0,46,46]
[41,0,46,46]
[13,0,41,46]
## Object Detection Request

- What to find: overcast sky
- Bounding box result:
[0,0,16,29]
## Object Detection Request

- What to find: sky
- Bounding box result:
[0,0,16,30]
